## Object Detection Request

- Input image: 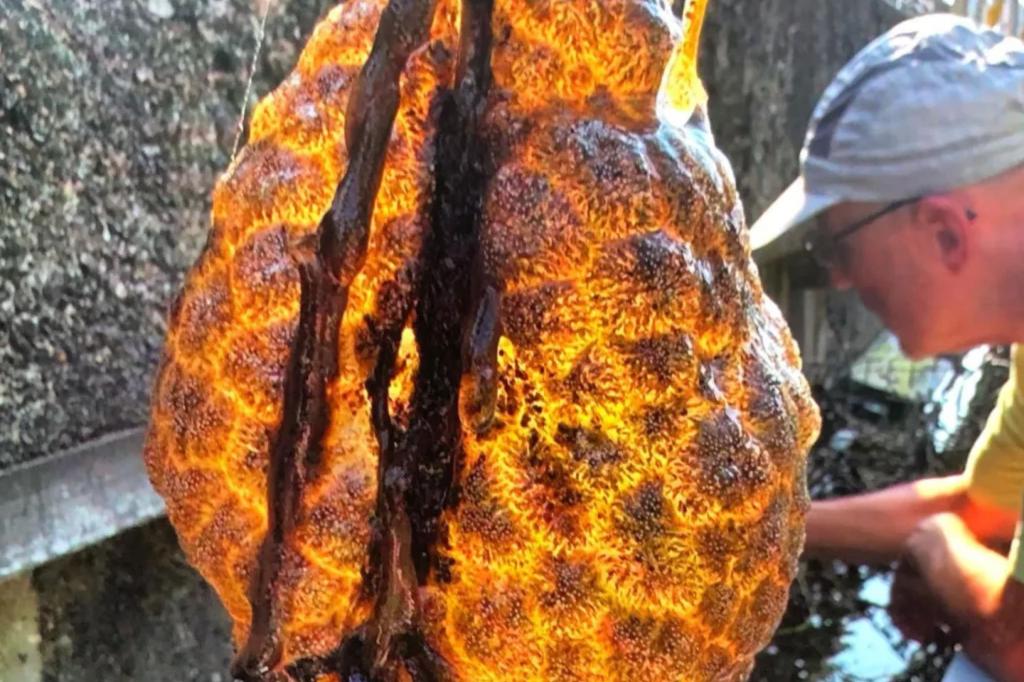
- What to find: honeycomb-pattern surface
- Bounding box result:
[143,1,821,679]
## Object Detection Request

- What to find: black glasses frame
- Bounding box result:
[804,197,920,270]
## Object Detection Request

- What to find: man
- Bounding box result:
[749,13,1024,682]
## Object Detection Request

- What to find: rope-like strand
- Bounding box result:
[231,0,274,162]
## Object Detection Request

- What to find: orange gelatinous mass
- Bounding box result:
[143,1,821,680]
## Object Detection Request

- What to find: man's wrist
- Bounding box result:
[907,513,1006,625]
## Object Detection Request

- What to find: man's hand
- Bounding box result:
[904,512,1003,620]
[801,476,1012,566]
[889,559,948,643]
[905,513,970,574]
[888,513,970,645]
[895,511,1024,681]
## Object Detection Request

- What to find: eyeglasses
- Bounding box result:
[805,197,920,271]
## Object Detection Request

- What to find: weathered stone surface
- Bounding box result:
[0,0,334,469]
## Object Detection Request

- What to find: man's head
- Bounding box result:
[750,14,1024,358]
[811,174,1024,357]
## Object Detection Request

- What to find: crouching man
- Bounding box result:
[750,14,1024,681]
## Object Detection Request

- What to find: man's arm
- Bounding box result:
[804,474,1018,565]
[807,347,1024,566]
[905,513,1024,682]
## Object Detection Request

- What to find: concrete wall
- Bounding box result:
[0,0,334,470]
[0,0,905,679]
[0,521,232,682]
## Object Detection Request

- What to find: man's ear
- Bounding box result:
[913,196,970,273]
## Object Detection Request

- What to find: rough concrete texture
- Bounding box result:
[0,0,334,469]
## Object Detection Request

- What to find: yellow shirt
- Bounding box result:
[964,344,1024,582]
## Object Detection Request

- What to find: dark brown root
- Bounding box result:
[232,1,443,679]
[232,1,496,680]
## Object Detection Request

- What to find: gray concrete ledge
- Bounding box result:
[0,428,161,581]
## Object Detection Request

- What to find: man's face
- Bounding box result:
[815,201,952,358]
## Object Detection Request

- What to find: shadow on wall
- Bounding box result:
[0,521,231,682]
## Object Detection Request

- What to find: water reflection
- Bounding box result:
[829,574,914,680]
